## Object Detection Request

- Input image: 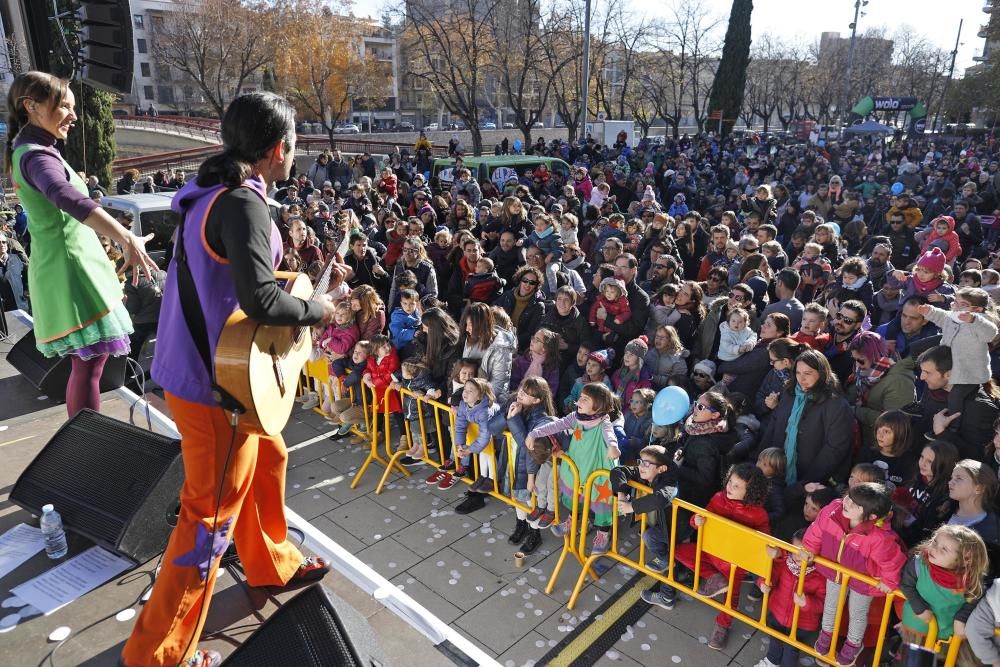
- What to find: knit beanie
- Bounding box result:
[624,336,649,359]
[588,348,615,369]
[916,248,946,275]
[693,359,716,378]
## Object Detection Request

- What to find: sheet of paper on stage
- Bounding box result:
[0,524,46,580]
[10,546,132,615]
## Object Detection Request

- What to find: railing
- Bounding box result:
[297,375,971,664]
[111,144,223,178]
[567,477,967,667]
[114,115,222,143]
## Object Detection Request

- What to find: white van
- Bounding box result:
[101,192,281,266]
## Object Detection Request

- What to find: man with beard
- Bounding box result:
[865,240,894,290]
[488,231,524,287]
[875,296,939,358]
[697,225,732,281]
[824,299,865,386]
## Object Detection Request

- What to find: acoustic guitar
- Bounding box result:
[214,259,338,435]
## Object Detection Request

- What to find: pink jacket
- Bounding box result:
[319,323,360,356]
[802,498,907,596]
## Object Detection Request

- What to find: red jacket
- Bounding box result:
[790,331,831,350]
[365,347,401,414]
[590,294,632,334]
[758,554,827,631]
[694,491,771,534]
[919,216,962,263]
[383,229,406,269]
[802,498,907,596]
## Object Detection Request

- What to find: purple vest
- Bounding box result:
[152,176,282,405]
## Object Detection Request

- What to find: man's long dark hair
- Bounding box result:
[197,92,295,189]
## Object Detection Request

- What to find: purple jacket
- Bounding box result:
[151,176,281,405]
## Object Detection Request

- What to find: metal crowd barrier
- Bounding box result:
[566,476,967,667]
[294,372,973,665]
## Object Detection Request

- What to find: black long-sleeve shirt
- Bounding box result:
[203,188,323,326]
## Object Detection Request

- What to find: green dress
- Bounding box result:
[12,143,131,357]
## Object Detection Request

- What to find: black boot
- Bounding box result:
[508,519,528,544]
[520,528,542,554]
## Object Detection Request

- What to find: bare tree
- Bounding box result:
[153,0,275,119]
[402,0,503,155]
[744,35,792,132]
[775,42,809,130]
[545,0,584,139]
[488,0,576,146]
[887,28,948,127]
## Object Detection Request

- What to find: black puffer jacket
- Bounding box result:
[676,428,737,509]
[717,343,771,399]
[494,289,546,353]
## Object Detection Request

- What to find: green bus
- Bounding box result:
[432,155,571,188]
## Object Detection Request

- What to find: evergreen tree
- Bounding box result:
[63,84,117,188]
[707,0,753,137]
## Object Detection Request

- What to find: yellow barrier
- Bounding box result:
[299,360,373,438]
[544,453,601,594]
[566,475,968,667]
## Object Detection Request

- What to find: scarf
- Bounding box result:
[785,554,816,578]
[536,225,555,238]
[926,557,965,592]
[784,385,809,485]
[852,356,894,404]
[575,410,608,425]
[511,291,533,326]
[615,365,640,401]
[912,272,944,295]
[683,414,728,437]
[525,351,545,380]
[844,276,868,292]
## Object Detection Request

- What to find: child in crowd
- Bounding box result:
[755,530,827,667]
[559,213,579,247]
[893,441,960,544]
[899,524,988,666]
[612,336,653,407]
[527,383,622,554]
[622,388,655,463]
[918,287,999,432]
[558,342,594,411]
[389,269,418,311]
[314,301,361,414]
[424,358,481,490]
[882,248,955,349]
[329,340,370,435]
[757,447,787,526]
[525,213,564,265]
[590,181,611,210]
[613,444,679,574]
[454,378,503,494]
[392,357,438,466]
[792,243,833,303]
[463,257,503,304]
[510,328,562,398]
[870,272,903,327]
[563,348,614,414]
[644,325,688,389]
[661,463,771,650]
[388,288,422,351]
[590,277,632,342]
[717,307,758,362]
[919,215,963,264]
[668,193,689,218]
[646,284,681,338]
[804,482,907,667]
[856,409,916,489]
[362,334,403,442]
[791,303,831,350]
[623,218,644,255]
[499,377,561,555]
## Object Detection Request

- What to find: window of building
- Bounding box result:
[157,86,174,104]
[133,15,144,29]
[140,62,150,77]
[137,39,147,54]
[143,85,154,100]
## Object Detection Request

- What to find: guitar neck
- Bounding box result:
[311,259,337,298]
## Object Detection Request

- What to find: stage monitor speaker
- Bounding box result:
[6,329,126,402]
[224,585,388,667]
[79,0,134,95]
[10,409,183,564]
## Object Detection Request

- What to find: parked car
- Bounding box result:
[502,122,514,129]
[449,121,466,130]
[333,123,361,134]
[480,122,497,130]
[423,123,440,131]
[398,121,415,131]
[532,121,544,128]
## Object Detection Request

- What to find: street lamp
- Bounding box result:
[840,0,868,126]
[579,0,592,142]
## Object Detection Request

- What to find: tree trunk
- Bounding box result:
[522,128,533,150]
[470,128,484,156]
[327,127,336,151]
[670,120,680,139]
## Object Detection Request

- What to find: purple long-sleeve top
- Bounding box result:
[14,124,100,223]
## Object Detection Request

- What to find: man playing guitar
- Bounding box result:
[121,93,345,667]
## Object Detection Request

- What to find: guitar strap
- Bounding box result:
[172,189,245,415]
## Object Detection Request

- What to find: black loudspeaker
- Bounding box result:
[79,0,134,95]
[10,409,183,564]
[6,329,126,401]
[224,585,387,667]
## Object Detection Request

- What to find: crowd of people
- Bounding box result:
[11,111,1000,665]
[279,129,1000,667]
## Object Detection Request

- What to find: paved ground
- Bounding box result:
[0,314,786,666]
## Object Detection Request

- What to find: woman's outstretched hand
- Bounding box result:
[120,232,158,285]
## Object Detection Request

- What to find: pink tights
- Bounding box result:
[66,354,108,418]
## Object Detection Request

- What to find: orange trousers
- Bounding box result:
[122,393,303,667]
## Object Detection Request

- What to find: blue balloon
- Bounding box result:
[891,182,904,195]
[652,386,690,426]
[513,139,523,153]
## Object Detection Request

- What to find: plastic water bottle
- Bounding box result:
[40,504,68,559]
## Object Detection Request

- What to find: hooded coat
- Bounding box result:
[919,215,963,263]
